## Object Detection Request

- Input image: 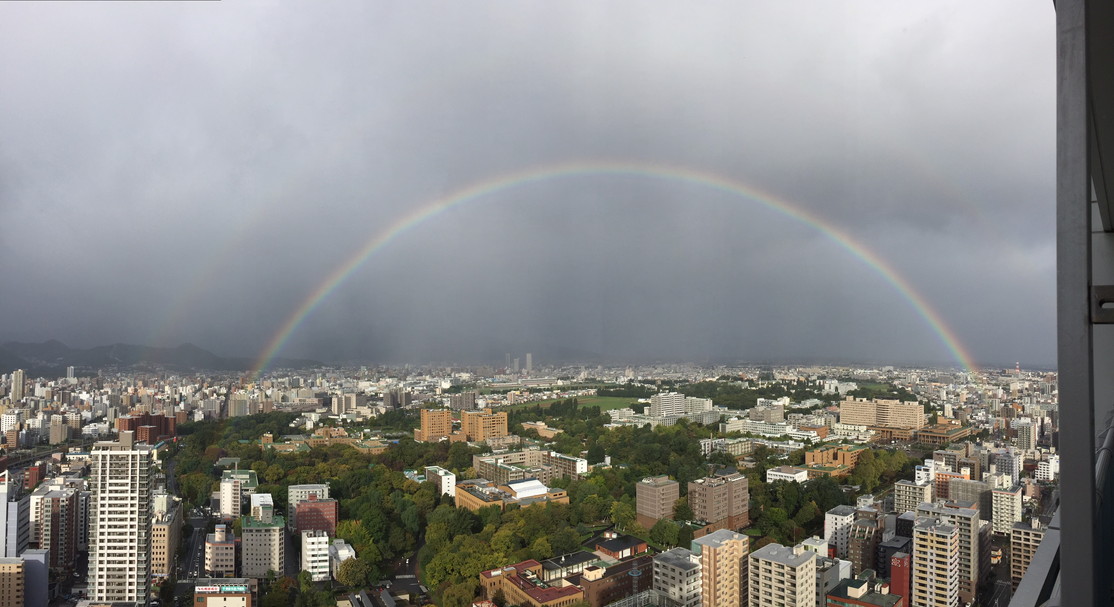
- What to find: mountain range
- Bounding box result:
[0,340,321,376]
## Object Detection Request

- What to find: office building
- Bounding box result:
[636,475,680,529]
[205,525,237,578]
[652,547,701,607]
[688,470,749,532]
[748,542,817,607]
[0,558,23,607]
[691,529,748,607]
[293,495,339,537]
[448,392,477,411]
[415,408,454,442]
[87,431,155,603]
[480,560,584,607]
[649,392,713,418]
[219,470,259,521]
[424,466,456,497]
[240,495,284,579]
[894,481,933,517]
[301,530,330,582]
[525,353,532,373]
[767,466,810,483]
[461,408,508,442]
[910,520,959,607]
[1010,521,1046,591]
[838,397,924,430]
[825,505,857,559]
[287,484,329,530]
[890,552,912,606]
[151,492,183,579]
[991,486,1023,535]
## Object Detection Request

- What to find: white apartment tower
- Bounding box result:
[87,431,155,604]
[824,505,856,559]
[652,547,701,607]
[301,530,330,582]
[0,472,28,558]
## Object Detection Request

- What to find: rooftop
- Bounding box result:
[654,547,698,572]
[750,543,816,567]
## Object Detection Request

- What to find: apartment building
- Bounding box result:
[205,525,237,578]
[1010,522,1046,591]
[293,495,339,537]
[910,519,960,607]
[301,530,330,582]
[87,431,154,604]
[894,481,933,516]
[916,502,981,605]
[748,542,817,607]
[991,486,1023,535]
[652,547,701,607]
[151,494,183,579]
[692,529,748,607]
[287,483,329,530]
[825,505,857,559]
[241,495,284,579]
[0,558,23,607]
[425,466,456,497]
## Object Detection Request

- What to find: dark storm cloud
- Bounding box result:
[0,1,1055,368]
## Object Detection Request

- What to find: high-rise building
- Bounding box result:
[911,519,960,607]
[37,488,78,572]
[525,353,533,373]
[151,492,183,580]
[219,470,259,521]
[287,484,329,531]
[636,475,680,529]
[415,408,454,442]
[652,547,701,607]
[448,392,478,411]
[916,503,979,605]
[991,486,1023,535]
[1010,521,1045,590]
[8,371,23,403]
[293,495,338,537]
[847,519,882,576]
[0,472,28,559]
[204,525,237,578]
[0,558,23,607]
[691,529,748,607]
[241,494,284,579]
[825,505,857,559]
[88,431,155,603]
[890,552,912,605]
[461,408,508,442]
[650,392,713,418]
[894,480,933,516]
[748,542,818,607]
[688,470,749,532]
[301,530,330,582]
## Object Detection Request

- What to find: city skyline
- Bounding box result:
[0,2,1056,369]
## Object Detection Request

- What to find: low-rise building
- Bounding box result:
[480,560,584,607]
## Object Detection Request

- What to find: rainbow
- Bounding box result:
[250,161,979,377]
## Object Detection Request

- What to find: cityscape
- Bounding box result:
[0,2,1069,607]
[0,359,1058,607]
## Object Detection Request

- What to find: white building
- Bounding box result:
[424,466,456,497]
[0,472,28,558]
[301,530,330,582]
[329,540,357,581]
[652,547,701,607]
[87,431,154,604]
[824,505,856,559]
[991,486,1023,535]
[766,466,809,484]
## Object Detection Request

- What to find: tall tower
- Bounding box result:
[525,353,533,373]
[8,370,23,403]
[88,431,154,603]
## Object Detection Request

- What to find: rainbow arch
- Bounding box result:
[250,161,979,377]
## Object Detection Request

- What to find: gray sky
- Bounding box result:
[0,2,1056,368]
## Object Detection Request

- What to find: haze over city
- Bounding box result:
[0,2,1055,369]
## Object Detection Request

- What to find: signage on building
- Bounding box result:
[196,585,248,594]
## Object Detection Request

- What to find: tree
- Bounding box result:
[610,501,637,532]
[336,557,373,588]
[673,497,694,522]
[649,519,680,547]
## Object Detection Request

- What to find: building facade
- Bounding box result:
[636,476,679,529]
[748,543,817,607]
[691,529,748,607]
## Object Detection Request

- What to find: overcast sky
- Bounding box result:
[0,2,1055,369]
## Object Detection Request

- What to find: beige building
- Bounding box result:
[415,408,454,442]
[205,525,237,578]
[692,529,748,607]
[461,408,509,442]
[1010,522,1046,590]
[473,449,588,486]
[688,470,749,532]
[911,519,960,607]
[838,397,925,429]
[894,480,933,515]
[636,476,679,529]
[0,558,23,607]
[748,542,817,607]
[917,502,981,605]
[151,495,182,579]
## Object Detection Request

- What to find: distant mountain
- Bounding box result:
[0,340,322,375]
